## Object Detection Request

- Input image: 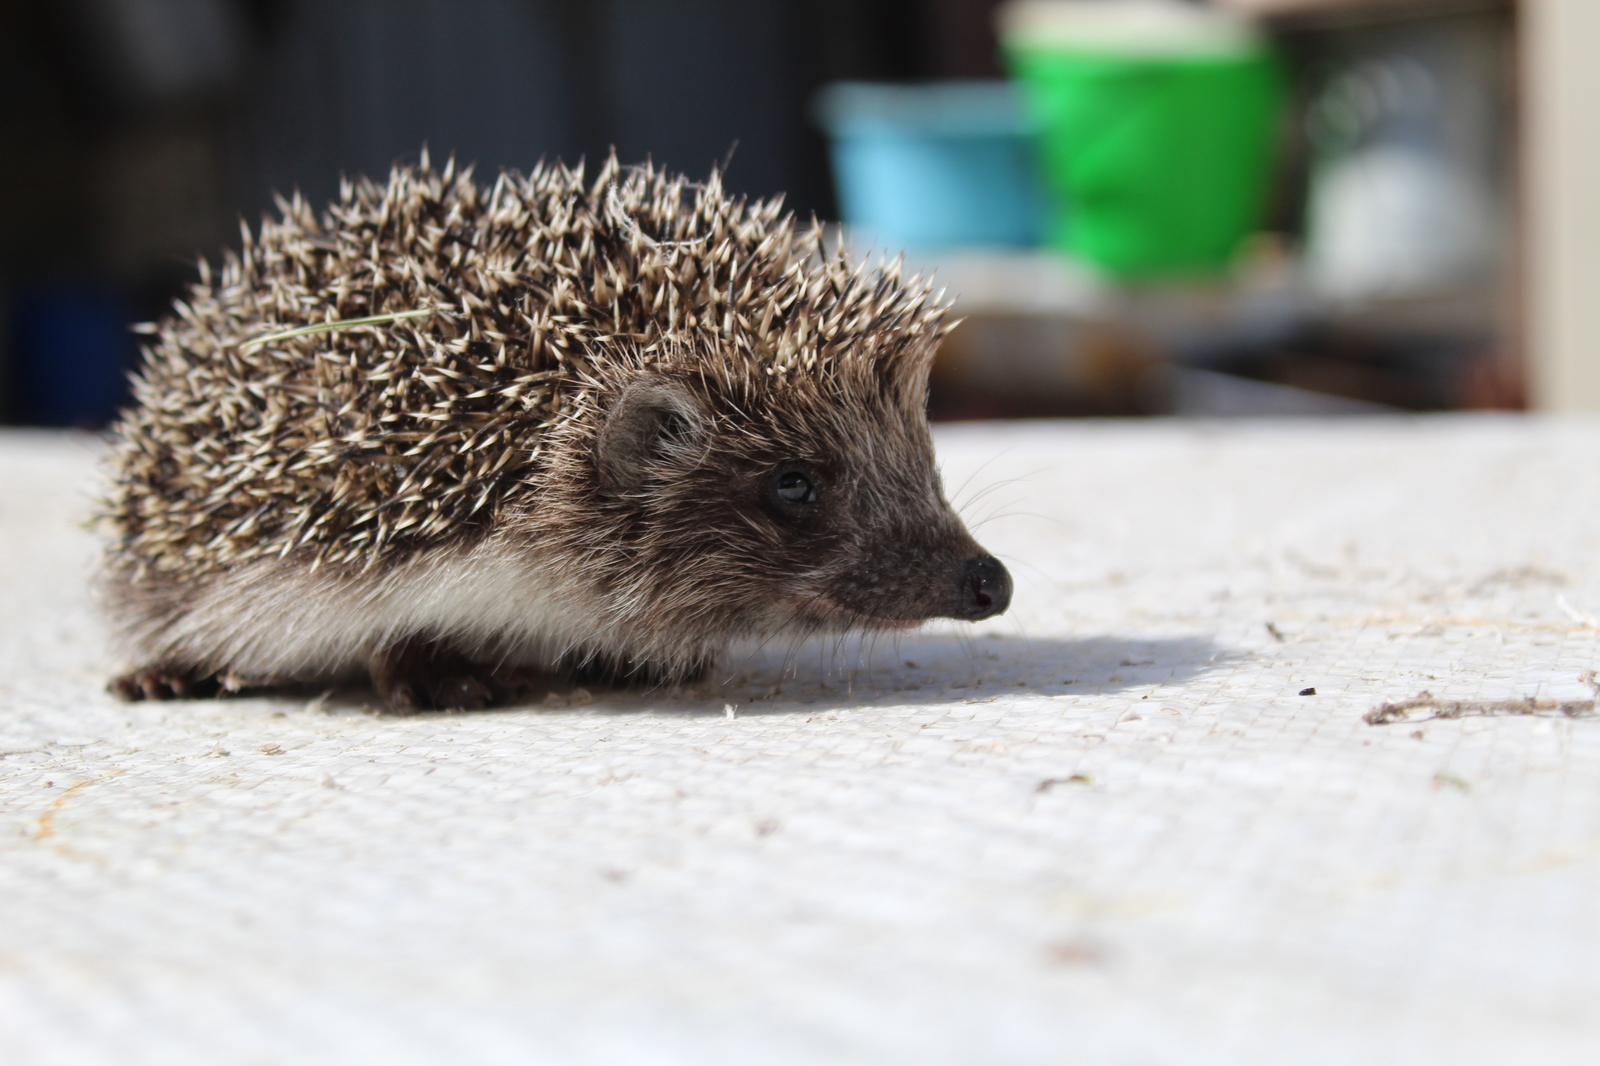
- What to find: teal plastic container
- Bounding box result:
[1000,1,1284,276]
[813,81,1044,249]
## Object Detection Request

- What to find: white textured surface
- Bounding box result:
[3,417,1600,1064]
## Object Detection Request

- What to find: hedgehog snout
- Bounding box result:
[957,555,1012,621]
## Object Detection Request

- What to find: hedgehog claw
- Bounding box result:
[109,667,219,702]
[433,674,495,711]
[486,667,560,703]
[380,679,426,715]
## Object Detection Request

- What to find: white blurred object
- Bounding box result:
[1307,143,1494,300]
[1303,33,1503,302]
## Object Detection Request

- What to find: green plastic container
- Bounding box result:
[1000,1,1283,277]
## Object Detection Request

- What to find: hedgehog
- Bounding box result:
[99,151,1012,712]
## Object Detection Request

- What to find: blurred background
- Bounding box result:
[1,0,1588,427]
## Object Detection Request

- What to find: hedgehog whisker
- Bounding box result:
[952,473,1033,517]
[946,449,1023,512]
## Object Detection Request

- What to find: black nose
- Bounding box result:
[959,555,1012,621]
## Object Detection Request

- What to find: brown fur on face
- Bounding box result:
[517,341,997,683]
[100,153,1010,710]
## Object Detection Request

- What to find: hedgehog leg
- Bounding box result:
[481,666,563,705]
[368,637,497,714]
[108,665,221,702]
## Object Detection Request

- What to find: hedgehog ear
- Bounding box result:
[596,379,709,492]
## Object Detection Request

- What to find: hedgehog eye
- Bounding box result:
[773,469,817,507]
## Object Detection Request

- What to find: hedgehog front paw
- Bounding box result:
[380,676,487,714]
[368,639,540,713]
[109,666,220,702]
[485,666,561,703]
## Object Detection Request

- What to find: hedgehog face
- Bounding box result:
[584,372,1010,659]
[753,414,1012,633]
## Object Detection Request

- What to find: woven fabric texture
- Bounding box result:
[1,417,1598,1064]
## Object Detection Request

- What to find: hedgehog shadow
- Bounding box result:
[687,632,1235,714]
[275,632,1234,717]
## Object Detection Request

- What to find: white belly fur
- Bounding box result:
[150,536,594,682]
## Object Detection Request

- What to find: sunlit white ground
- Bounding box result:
[2,416,1598,1065]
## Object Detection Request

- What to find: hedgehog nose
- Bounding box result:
[959,555,1012,621]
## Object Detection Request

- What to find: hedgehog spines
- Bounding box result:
[104,153,950,582]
